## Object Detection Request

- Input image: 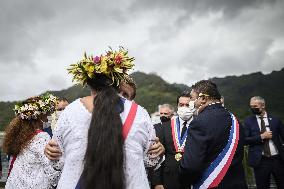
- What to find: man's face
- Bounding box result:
[159,107,173,118]
[119,82,135,100]
[178,96,190,107]
[250,99,265,113]
[57,100,69,111]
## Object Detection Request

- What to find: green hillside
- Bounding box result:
[0,69,283,131]
[212,68,284,121]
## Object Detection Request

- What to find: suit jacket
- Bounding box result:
[152,119,185,189]
[243,114,284,167]
[179,104,247,189]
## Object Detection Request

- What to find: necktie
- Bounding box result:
[260,116,271,157]
[181,121,188,139]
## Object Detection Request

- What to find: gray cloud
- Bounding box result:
[0,0,284,101]
[131,0,277,17]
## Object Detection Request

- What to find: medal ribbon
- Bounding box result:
[171,116,189,152]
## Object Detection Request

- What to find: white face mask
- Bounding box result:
[177,102,196,121]
[188,100,196,112]
[56,110,62,118]
[42,121,50,129]
[47,115,52,122]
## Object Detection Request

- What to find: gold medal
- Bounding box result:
[175,153,182,161]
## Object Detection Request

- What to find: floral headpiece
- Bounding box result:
[14,93,58,120]
[67,46,135,86]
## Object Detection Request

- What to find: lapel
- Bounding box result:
[251,115,261,133]
[267,114,274,131]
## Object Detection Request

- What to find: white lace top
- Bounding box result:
[54,98,158,189]
[5,132,62,189]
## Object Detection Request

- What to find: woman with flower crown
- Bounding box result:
[3,94,62,189]
[48,47,160,189]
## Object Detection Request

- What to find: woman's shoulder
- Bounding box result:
[63,98,81,112]
[60,98,91,119]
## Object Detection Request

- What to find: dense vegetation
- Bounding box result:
[0,68,283,131]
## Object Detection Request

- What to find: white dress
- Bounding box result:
[54,98,158,189]
[5,132,62,189]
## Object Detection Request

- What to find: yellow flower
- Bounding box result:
[99,61,108,73]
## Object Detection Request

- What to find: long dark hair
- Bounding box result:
[80,75,125,189]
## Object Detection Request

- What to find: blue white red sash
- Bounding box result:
[193,113,240,189]
[171,116,189,152]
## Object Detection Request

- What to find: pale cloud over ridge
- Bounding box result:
[0,0,283,101]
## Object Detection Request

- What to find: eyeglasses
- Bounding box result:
[198,93,210,97]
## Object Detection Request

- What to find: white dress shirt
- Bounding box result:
[256,112,278,156]
[178,117,193,136]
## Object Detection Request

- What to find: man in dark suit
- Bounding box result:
[153,104,175,135]
[244,96,284,189]
[179,80,247,189]
[152,91,195,189]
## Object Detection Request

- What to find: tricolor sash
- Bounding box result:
[171,116,189,153]
[193,113,240,189]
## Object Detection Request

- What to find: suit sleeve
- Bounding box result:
[0,150,2,173]
[276,118,284,142]
[243,119,262,145]
[151,122,166,186]
[179,120,208,186]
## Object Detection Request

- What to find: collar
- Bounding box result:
[257,112,267,119]
[179,117,186,125]
[178,117,192,126]
[201,103,223,113]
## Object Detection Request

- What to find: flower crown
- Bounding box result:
[14,93,58,120]
[68,46,135,86]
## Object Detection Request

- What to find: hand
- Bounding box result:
[154,185,164,189]
[261,131,272,140]
[147,137,165,158]
[44,139,62,160]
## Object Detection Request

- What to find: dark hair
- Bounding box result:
[58,97,69,103]
[191,80,221,100]
[176,90,191,105]
[3,116,43,156]
[123,75,137,99]
[80,74,125,189]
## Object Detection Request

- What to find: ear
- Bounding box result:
[200,96,207,104]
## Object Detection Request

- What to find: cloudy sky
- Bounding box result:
[1,0,284,101]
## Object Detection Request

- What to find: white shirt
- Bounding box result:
[178,117,193,136]
[53,98,159,189]
[256,112,278,156]
[5,132,62,189]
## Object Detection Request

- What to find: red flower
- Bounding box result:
[115,55,122,65]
